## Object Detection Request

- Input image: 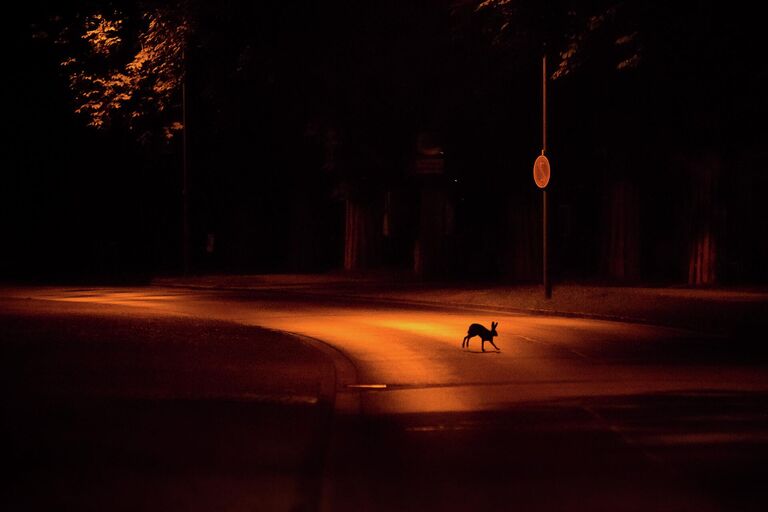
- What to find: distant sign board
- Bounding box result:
[533,154,550,189]
[415,157,444,174]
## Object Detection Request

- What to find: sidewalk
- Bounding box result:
[153,273,768,336]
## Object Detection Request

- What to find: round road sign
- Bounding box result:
[533,154,551,189]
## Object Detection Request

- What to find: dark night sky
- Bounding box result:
[3,1,767,283]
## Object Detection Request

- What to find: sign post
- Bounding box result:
[534,54,552,299]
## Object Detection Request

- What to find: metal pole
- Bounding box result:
[542,54,551,299]
[182,59,189,275]
[542,54,547,154]
[543,189,551,298]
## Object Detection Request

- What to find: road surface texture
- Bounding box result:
[2,286,767,511]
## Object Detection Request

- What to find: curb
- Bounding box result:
[285,331,361,416]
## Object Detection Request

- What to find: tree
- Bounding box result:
[31,3,195,275]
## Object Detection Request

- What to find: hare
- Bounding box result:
[462,321,499,352]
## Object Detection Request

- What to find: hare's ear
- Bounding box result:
[492,321,498,329]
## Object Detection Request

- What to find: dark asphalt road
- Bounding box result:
[1,297,335,512]
[2,287,768,511]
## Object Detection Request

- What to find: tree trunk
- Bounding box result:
[687,157,719,285]
[344,199,375,271]
[414,186,446,278]
[504,196,539,281]
[602,180,640,281]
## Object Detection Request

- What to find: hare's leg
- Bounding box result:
[481,339,486,352]
[462,335,468,348]
[488,339,500,351]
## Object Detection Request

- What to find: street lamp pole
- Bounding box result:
[542,53,551,299]
[182,51,190,276]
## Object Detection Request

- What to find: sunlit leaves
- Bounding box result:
[475,0,512,9]
[474,0,643,80]
[552,4,641,79]
[163,121,184,141]
[59,7,190,140]
[82,14,122,56]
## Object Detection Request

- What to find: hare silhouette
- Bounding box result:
[462,322,499,352]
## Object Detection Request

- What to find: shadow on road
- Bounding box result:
[326,390,768,512]
[1,302,335,512]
